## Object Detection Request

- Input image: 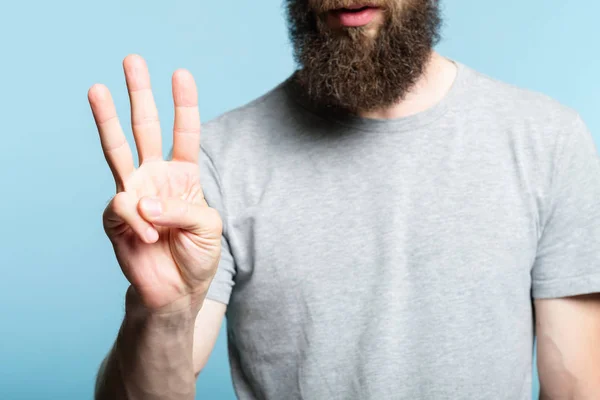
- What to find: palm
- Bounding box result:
[114,161,217,309]
[89,55,222,312]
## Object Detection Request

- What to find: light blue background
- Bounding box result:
[1,1,598,399]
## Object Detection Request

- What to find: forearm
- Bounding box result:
[95,288,202,400]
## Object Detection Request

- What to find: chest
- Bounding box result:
[223,129,539,385]
[231,128,538,282]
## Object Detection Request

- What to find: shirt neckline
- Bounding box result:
[283,59,470,133]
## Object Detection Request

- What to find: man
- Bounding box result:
[91,0,600,399]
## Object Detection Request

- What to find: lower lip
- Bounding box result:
[333,7,380,27]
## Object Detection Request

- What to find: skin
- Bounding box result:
[92,55,226,399]
[92,5,600,399]
[536,295,600,399]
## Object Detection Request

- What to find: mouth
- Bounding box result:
[327,5,382,28]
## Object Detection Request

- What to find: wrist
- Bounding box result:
[116,288,200,399]
[125,286,206,322]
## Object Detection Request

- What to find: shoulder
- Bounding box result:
[200,79,294,160]
[459,63,581,128]
[456,63,589,169]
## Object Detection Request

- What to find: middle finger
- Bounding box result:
[123,54,163,164]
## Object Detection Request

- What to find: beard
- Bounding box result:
[286,0,442,113]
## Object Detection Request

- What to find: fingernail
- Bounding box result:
[141,197,162,217]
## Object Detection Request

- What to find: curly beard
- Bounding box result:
[286,0,442,113]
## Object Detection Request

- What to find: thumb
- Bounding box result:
[138,196,222,236]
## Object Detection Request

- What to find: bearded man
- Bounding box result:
[90,1,600,399]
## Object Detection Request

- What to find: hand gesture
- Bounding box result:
[88,55,222,313]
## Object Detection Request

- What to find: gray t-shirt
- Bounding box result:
[198,62,600,399]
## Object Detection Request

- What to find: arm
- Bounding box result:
[89,54,230,399]
[535,294,600,399]
[95,295,226,399]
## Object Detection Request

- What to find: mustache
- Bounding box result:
[308,0,389,13]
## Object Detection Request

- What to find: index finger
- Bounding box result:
[88,84,135,191]
[171,69,201,164]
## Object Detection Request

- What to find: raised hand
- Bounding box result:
[88,55,222,314]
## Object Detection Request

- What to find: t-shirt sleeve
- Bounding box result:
[531,115,600,299]
[199,146,237,305]
[167,145,237,305]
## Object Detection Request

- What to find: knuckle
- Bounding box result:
[110,192,130,215]
[102,136,128,153]
[132,114,160,128]
[205,207,223,234]
[173,127,201,136]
